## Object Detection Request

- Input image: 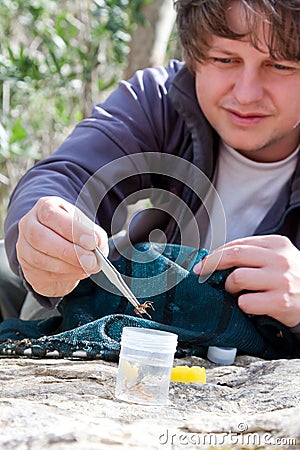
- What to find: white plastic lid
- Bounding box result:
[120,327,178,353]
[207,346,237,365]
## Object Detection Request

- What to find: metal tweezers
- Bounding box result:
[94,247,154,319]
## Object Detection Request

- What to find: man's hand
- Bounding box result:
[193,235,300,327]
[16,196,109,298]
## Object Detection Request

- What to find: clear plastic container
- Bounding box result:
[115,327,178,405]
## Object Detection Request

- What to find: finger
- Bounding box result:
[224,267,273,295]
[94,223,109,256]
[21,266,82,297]
[17,238,93,276]
[238,291,300,327]
[237,291,274,316]
[34,281,81,298]
[214,234,290,251]
[19,217,99,272]
[36,197,101,250]
[194,245,270,275]
[21,259,89,283]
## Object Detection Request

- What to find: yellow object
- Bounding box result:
[119,359,138,384]
[170,365,206,384]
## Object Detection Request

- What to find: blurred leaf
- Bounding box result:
[9,117,27,144]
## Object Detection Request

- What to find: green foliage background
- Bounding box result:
[0,0,153,235]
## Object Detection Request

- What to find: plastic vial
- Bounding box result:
[115,327,178,405]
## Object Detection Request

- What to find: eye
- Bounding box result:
[211,57,234,64]
[270,62,297,72]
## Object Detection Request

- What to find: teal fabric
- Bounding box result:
[0,243,298,360]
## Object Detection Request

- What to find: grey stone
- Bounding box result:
[0,355,299,449]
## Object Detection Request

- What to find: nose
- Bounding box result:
[232,67,264,105]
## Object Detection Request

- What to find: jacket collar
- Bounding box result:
[290,156,300,206]
[169,64,218,180]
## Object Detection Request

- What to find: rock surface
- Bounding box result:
[0,355,299,449]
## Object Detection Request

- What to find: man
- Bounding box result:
[2,0,300,339]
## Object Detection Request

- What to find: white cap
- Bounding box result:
[207,346,237,365]
[121,327,178,353]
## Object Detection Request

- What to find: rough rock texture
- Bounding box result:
[0,355,299,449]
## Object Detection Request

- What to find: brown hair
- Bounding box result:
[174,0,300,72]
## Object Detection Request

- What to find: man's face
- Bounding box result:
[195,2,300,162]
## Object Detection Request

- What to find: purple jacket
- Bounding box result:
[4,61,300,283]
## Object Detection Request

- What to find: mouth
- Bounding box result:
[226,108,269,125]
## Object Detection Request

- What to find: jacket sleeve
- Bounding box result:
[4,60,185,278]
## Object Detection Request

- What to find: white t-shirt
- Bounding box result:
[198,141,299,250]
